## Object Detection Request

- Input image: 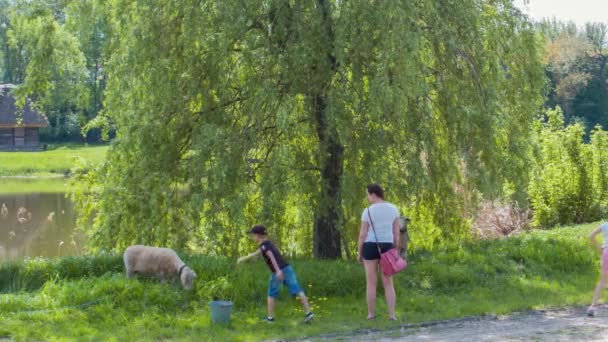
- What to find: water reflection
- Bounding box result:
[0,192,84,260]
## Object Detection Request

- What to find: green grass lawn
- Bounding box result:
[0,144,108,177]
[0,222,604,341]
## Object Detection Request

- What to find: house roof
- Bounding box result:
[0,84,49,128]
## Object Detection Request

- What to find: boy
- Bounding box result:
[237,225,314,323]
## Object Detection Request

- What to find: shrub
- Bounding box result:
[529,107,608,227]
[473,201,531,238]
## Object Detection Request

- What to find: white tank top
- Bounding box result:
[361,202,399,243]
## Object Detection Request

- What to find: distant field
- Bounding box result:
[0,144,108,177]
[0,178,71,193]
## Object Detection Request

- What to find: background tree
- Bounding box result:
[540,19,608,131]
[7,1,90,141]
[64,0,110,142]
[0,0,108,142]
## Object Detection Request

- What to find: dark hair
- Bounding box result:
[366,183,385,199]
[248,224,267,235]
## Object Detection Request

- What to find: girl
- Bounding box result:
[587,223,608,317]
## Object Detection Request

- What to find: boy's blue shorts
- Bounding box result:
[268,265,303,298]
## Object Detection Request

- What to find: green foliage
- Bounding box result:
[529,107,608,227]
[0,222,602,341]
[72,0,545,257]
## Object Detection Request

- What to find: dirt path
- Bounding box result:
[354,306,608,342]
[306,305,608,342]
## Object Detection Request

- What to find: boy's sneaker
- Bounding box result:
[304,312,314,323]
[263,316,275,323]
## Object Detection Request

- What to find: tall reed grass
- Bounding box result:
[1,222,599,306]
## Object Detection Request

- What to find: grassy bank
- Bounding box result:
[0,178,72,194]
[0,144,107,177]
[0,222,603,341]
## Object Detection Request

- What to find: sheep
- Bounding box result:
[123,245,197,290]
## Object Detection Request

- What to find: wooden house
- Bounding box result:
[0,84,49,151]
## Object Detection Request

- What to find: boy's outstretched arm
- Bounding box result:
[237,249,261,264]
[589,227,602,253]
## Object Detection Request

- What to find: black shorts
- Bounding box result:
[362,242,394,260]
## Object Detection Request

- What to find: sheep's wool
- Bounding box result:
[123,245,197,290]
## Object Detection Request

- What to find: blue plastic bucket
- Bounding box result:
[209,300,234,324]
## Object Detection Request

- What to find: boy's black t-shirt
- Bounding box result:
[260,240,289,273]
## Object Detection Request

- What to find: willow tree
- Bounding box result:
[74,0,544,258]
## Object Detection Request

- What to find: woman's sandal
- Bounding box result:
[367,315,375,320]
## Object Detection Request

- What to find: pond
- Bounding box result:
[0,178,85,260]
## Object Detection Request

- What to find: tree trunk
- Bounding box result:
[3,40,11,82]
[309,0,343,259]
[312,93,344,259]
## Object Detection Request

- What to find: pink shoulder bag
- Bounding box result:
[368,207,407,276]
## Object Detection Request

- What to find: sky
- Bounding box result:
[514,0,607,26]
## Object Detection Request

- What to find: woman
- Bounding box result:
[358,183,400,320]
